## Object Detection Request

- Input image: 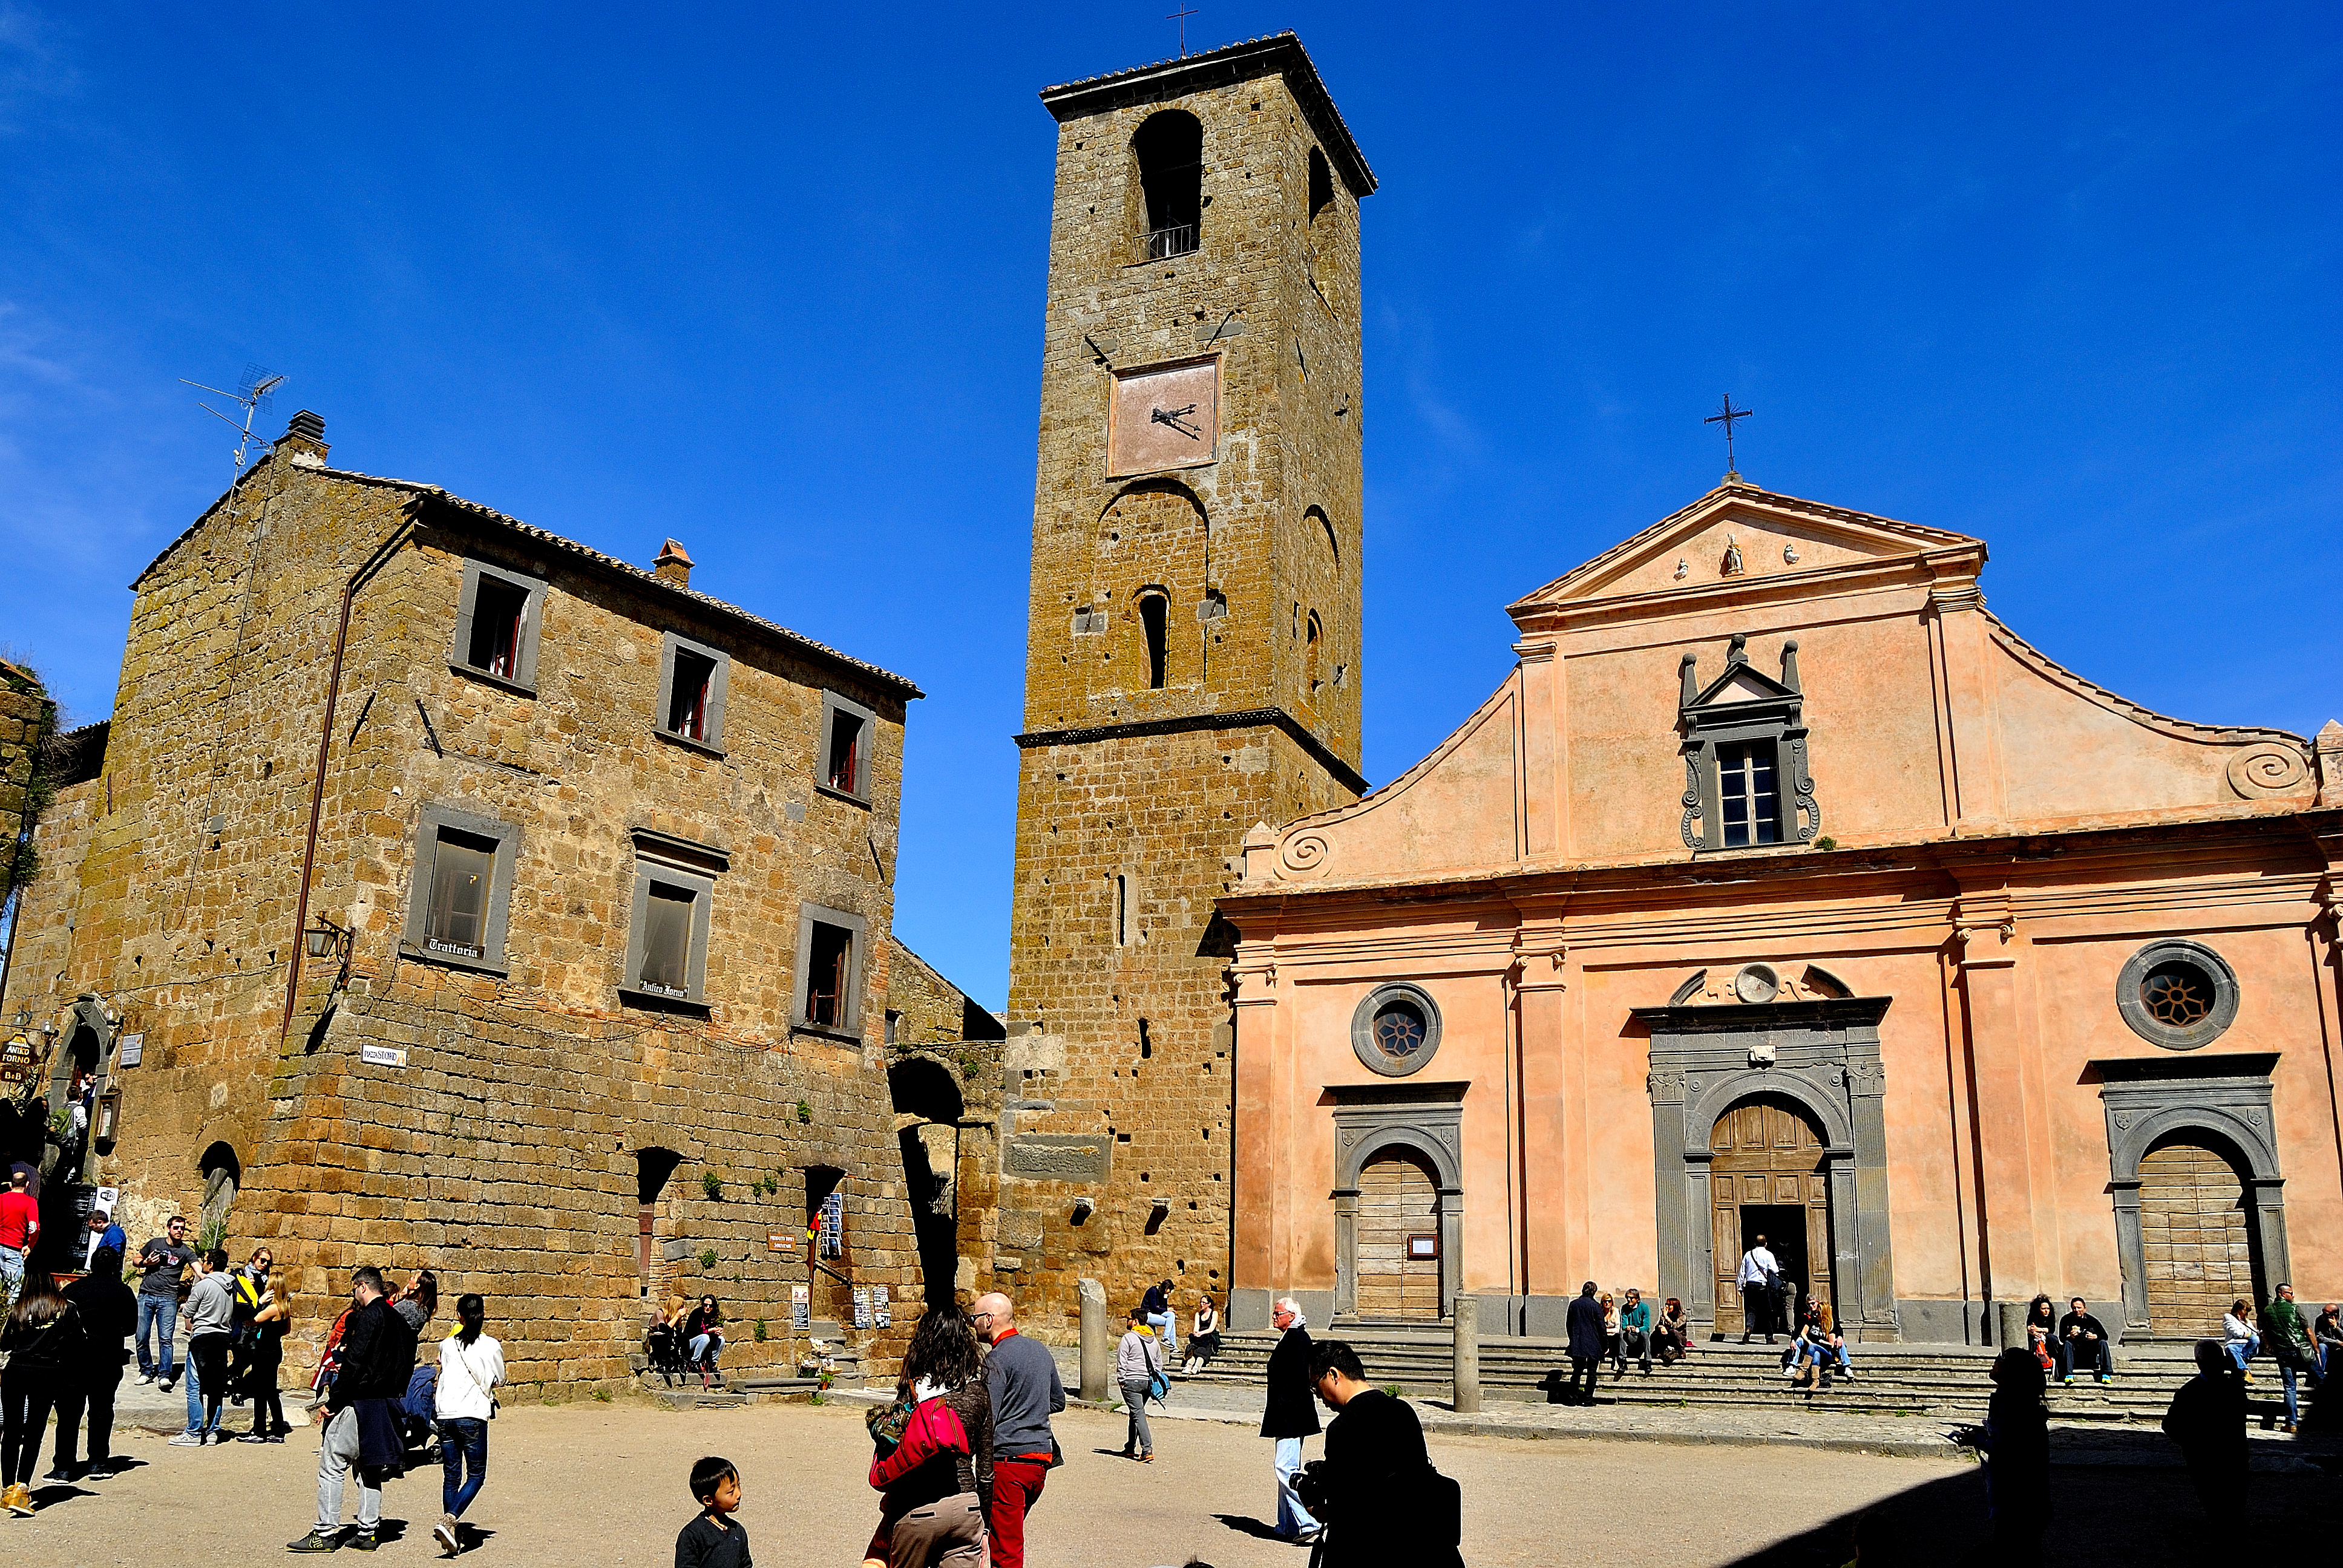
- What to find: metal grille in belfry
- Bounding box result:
[1145,223,1196,260]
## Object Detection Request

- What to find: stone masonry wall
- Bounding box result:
[0,662,54,910]
[0,432,931,1388]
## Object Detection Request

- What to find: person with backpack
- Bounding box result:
[56,1246,136,1477]
[2261,1283,2321,1432]
[1303,1339,1464,1568]
[432,1293,505,1558]
[1115,1308,1164,1462]
[863,1304,992,1568]
[2,1270,85,1514]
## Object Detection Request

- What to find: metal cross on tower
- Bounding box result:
[1705,394,1753,479]
[1167,5,1198,56]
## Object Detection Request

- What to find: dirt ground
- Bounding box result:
[3,1397,2327,1564]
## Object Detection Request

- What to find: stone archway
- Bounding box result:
[1639,995,1899,1341]
[2097,1054,2286,1336]
[1708,1096,1835,1336]
[1329,1083,1464,1322]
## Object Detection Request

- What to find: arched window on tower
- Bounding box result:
[1308,146,1335,223]
[1139,593,1170,689]
[1133,111,1202,259]
[1305,612,1323,704]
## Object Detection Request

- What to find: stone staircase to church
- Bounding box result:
[631,1323,865,1410]
[1184,1326,2299,1426]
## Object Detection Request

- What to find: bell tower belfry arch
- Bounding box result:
[1004,33,1375,1325]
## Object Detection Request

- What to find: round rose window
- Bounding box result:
[1351,983,1443,1076]
[2115,940,2238,1051]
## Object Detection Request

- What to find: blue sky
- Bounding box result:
[2,4,2336,1010]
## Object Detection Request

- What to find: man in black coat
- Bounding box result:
[290,1267,418,1553]
[1564,1281,1605,1405]
[56,1246,137,1477]
[1306,1338,1463,1568]
[1260,1297,1321,1543]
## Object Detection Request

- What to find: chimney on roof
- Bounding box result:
[278,410,329,465]
[654,539,693,588]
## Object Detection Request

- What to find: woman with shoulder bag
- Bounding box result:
[863,1304,992,1568]
[431,1293,503,1558]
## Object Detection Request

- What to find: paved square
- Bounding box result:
[2,1399,2324,1564]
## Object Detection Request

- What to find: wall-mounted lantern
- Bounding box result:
[94,1087,122,1145]
[304,917,348,961]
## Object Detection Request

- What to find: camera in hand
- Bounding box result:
[1295,1459,1335,1521]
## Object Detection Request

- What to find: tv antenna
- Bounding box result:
[180,364,286,475]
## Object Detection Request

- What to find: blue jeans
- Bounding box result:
[1147,1311,1176,1358]
[2226,1334,2260,1372]
[1273,1436,1318,1537]
[687,1332,721,1368]
[136,1295,176,1379]
[438,1417,488,1517]
[1797,1339,1852,1371]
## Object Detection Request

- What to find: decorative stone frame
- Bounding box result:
[448,559,548,696]
[1637,995,1900,1340]
[398,803,523,976]
[1676,633,1821,851]
[654,632,732,756]
[2096,1053,2287,1333]
[1349,981,1444,1077]
[618,829,728,1011]
[1328,1081,1466,1321]
[2114,938,2240,1051]
[790,901,868,1039]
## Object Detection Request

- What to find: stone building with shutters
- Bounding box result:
[1224,479,2343,1345]
[0,411,966,1388]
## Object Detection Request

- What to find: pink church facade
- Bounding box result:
[1222,481,2343,1344]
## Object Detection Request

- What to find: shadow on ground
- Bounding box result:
[1711,1429,2335,1566]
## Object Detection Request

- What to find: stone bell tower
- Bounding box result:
[1001,33,1375,1328]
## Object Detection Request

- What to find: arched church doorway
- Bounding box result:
[2138,1132,2263,1336]
[1709,1096,1834,1336]
[1354,1146,1441,1321]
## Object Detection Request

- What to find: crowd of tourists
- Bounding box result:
[0,1206,506,1558]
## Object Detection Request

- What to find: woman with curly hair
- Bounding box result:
[863,1305,992,1568]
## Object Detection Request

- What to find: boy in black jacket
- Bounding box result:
[676,1455,751,1568]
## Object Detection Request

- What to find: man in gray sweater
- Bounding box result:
[975,1291,1065,1568]
[169,1247,235,1446]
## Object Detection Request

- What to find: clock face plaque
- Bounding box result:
[1109,358,1220,477]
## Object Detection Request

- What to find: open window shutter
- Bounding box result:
[513,586,540,687]
[704,655,730,750]
[449,567,478,670]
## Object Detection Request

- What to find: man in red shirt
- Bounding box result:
[974,1290,1064,1568]
[0,1168,38,1311]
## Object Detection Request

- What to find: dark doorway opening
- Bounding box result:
[635,1148,683,1302]
[888,1059,964,1308]
[1740,1204,1810,1328]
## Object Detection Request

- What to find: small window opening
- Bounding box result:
[424,828,496,958]
[1140,595,1169,689]
[1308,146,1334,223]
[667,648,716,741]
[827,708,865,794]
[468,576,528,679]
[1133,111,1202,259]
[1305,612,1323,701]
[1717,742,1781,848]
[636,882,693,996]
[885,1008,900,1045]
[807,921,853,1028]
[1138,1017,1152,1059]
[1113,874,1129,946]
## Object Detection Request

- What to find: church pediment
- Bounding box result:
[1509,482,1984,619]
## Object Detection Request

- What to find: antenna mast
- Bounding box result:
[180,364,287,475]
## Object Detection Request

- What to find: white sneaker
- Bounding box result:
[168,1431,206,1446]
[137,1373,156,1386]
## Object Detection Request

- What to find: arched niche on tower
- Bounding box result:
[1095,482,1209,693]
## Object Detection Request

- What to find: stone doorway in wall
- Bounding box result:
[1709,1096,1835,1336]
[2138,1134,2264,1338]
[1354,1146,1441,1321]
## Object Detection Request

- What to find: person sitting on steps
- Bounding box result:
[2054,1298,2115,1386]
[1787,1300,1852,1387]
[1653,1298,1693,1365]
[1616,1289,1654,1375]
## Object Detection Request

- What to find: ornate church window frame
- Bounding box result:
[1677,633,1821,852]
[1350,982,1443,1077]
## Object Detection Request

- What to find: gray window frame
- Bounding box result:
[818,691,878,806]
[1349,981,1444,1077]
[791,902,869,1038]
[2114,938,2240,1050]
[398,803,522,976]
[619,838,721,1010]
[448,560,548,696]
[655,632,732,756]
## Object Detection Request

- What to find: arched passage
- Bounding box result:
[888,1057,966,1307]
[198,1141,241,1243]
